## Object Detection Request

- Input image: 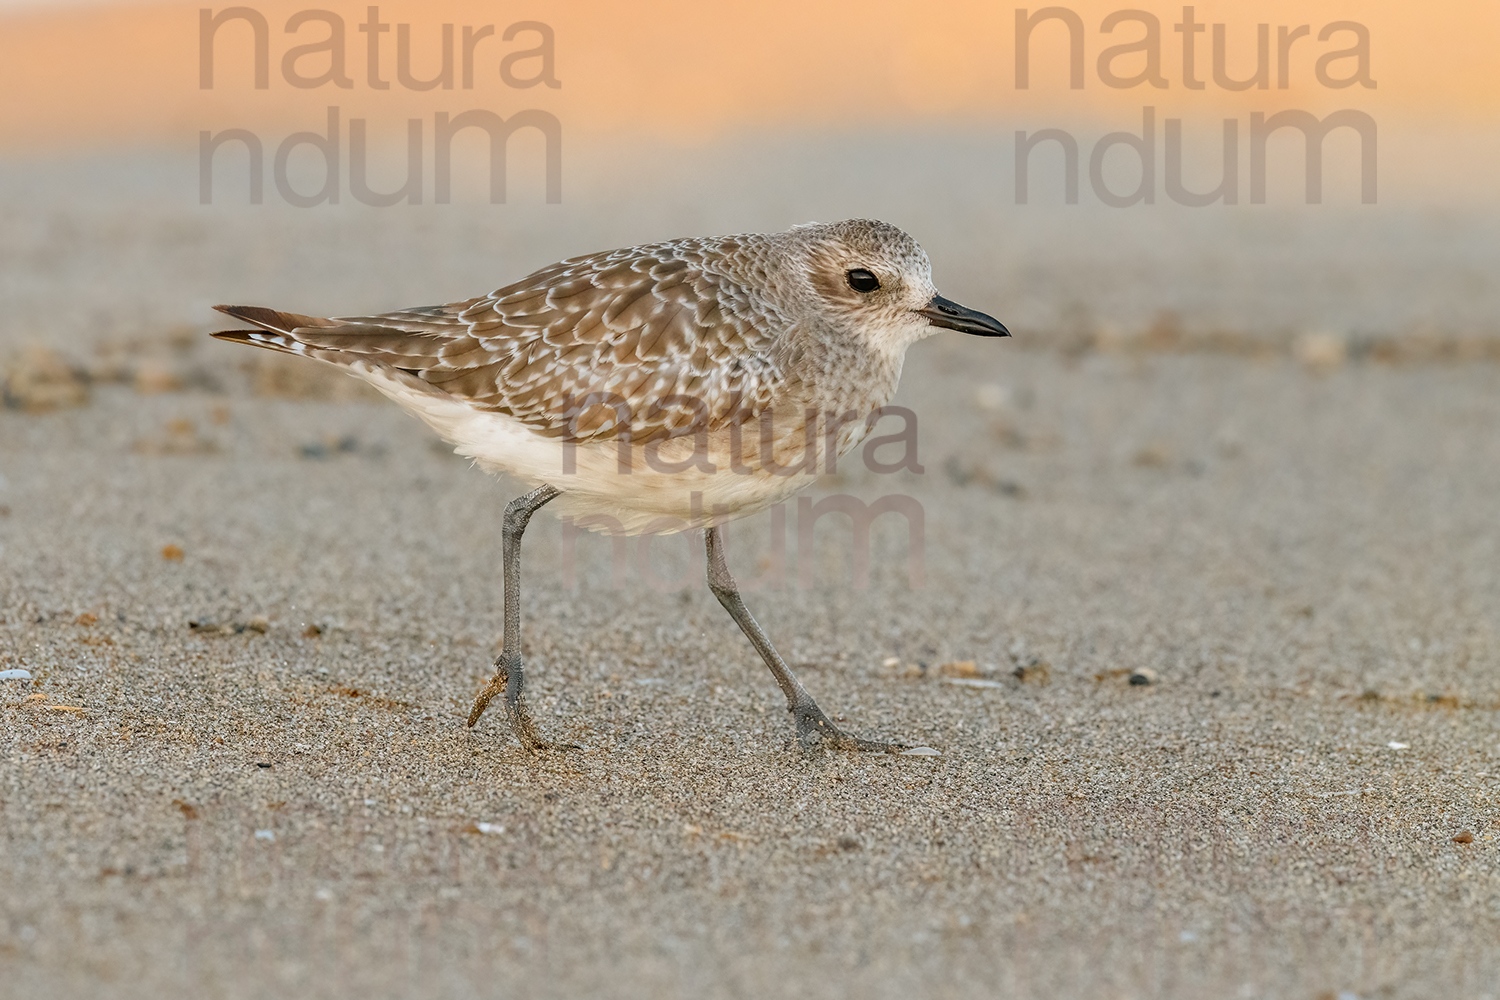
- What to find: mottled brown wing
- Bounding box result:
[266,237,789,443]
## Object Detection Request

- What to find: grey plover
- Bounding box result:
[213,219,1009,752]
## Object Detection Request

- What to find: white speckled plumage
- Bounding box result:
[214,219,980,533]
[214,218,1009,752]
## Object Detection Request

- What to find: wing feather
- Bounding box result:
[220,237,791,442]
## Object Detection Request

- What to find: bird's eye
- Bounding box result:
[846,269,880,293]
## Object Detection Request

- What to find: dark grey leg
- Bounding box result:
[467,484,574,751]
[704,525,905,752]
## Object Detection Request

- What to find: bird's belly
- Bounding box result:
[386,384,865,535]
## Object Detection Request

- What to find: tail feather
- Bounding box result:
[208,304,442,399]
[213,304,334,335]
[211,304,338,355]
[209,327,303,355]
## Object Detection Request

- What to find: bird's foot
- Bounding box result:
[790,701,908,753]
[467,654,579,753]
[466,675,506,729]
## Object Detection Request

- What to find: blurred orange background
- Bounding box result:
[1,0,1495,151]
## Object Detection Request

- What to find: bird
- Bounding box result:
[212,219,1009,753]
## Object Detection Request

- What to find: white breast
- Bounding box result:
[363,366,866,535]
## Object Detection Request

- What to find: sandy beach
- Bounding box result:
[5,315,1500,997]
[2,129,1500,998]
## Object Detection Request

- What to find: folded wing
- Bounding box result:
[214,237,789,443]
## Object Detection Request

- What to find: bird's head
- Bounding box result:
[785,219,1010,352]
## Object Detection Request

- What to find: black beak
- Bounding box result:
[917,294,1011,337]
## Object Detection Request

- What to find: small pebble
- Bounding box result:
[133,363,184,395]
[254,829,276,842]
[1294,331,1348,371]
[1387,741,1409,750]
[189,618,270,636]
[2,346,89,411]
[938,660,980,678]
[161,544,185,561]
[899,746,941,757]
[942,677,1006,689]
[0,668,32,681]
[1132,445,1171,469]
[1012,660,1051,685]
[973,383,1010,411]
[1129,668,1158,686]
[457,820,507,836]
[300,435,361,459]
[1453,830,1474,844]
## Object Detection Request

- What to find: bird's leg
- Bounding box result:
[467,485,576,751]
[704,526,906,753]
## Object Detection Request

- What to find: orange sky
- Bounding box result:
[0,0,1495,151]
